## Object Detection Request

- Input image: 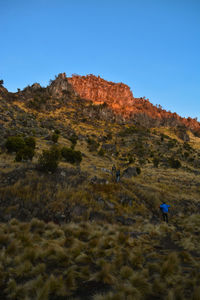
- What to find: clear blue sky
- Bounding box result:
[1,0,200,119]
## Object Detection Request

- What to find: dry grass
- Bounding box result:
[1,93,200,299]
[0,215,199,299]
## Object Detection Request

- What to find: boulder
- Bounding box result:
[122,167,139,178]
[101,143,116,152]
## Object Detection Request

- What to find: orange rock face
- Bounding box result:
[68,74,200,133]
[68,75,134,111]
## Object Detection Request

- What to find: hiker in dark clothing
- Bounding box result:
[116,169,120,183]
[160,202,170,223]
[111,165,116,182]
[112,165,116,175]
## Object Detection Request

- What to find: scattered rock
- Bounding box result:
[123,167,139,178]
[120,194,133,206]
[89,211,106,221]
[116,216,136,226]
[101,144,116,153]
[106,201,115,210]
[101,168,111,174]
[72,205,87,217]
[90,176,107,185]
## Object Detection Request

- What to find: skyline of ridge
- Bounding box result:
[2,71,199,123]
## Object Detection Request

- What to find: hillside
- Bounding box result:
[0,74,200,299]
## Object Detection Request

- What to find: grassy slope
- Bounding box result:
[1,95,200,299]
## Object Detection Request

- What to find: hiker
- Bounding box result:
[112,164,116,178]
[116,169,120,183]
[112,164,116,174]
[160,202,170,223]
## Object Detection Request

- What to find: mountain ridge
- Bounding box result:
[1,73,200,143]
[67,73,200,134]
[1,72,199,136]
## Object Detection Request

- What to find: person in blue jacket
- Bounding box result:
[160,202,170,223]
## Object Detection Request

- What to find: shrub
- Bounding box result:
[5,136,36,162]
[55,129,60,134]
[136,167,141,174]
[87,138,99,152]
[5,136,36,153]
[38,146,60,172]
[15,146,35,162]
[52,133,59,143]
[98,148,105,157]
[119,126,149,137]
[183,142,192,151]
[128,155,135,164]
[153,157,159,168]
[5,136,25,153]
[106,132,112,140]
[139,158,146,165]
[167,139,177,149]
[169,157,181,169]
[119,126,138,136]
[49,145,61,160]
[61,147,82,164]
[24,137,36,149]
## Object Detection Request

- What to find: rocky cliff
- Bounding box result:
[48,73,75,97]
[68,74,200,134]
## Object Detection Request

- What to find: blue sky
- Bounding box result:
[1,0,200,119]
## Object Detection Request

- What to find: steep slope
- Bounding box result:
[1,74,200,300]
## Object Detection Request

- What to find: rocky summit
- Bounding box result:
[1,73,200,300]
[68,73,200,134]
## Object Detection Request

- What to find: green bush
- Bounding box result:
[5,136,36,153]
[128,155,135,164]
[61,147,82,164]
[52,133,59,143]
[169,157,181,169]
[24,137,36,149]
[55,129,60,134]
[38,146,60,172]
[5,136,36,162]
[15,146,35,162]
[87,138,99,152]
[136,167,141,174]
[5,136,25,153]
[49,145,61,160]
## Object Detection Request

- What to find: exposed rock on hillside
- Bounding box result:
[48,73,74,97]
[68,74,134,108]
[1,73,200,135]
[68,74,200,134]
